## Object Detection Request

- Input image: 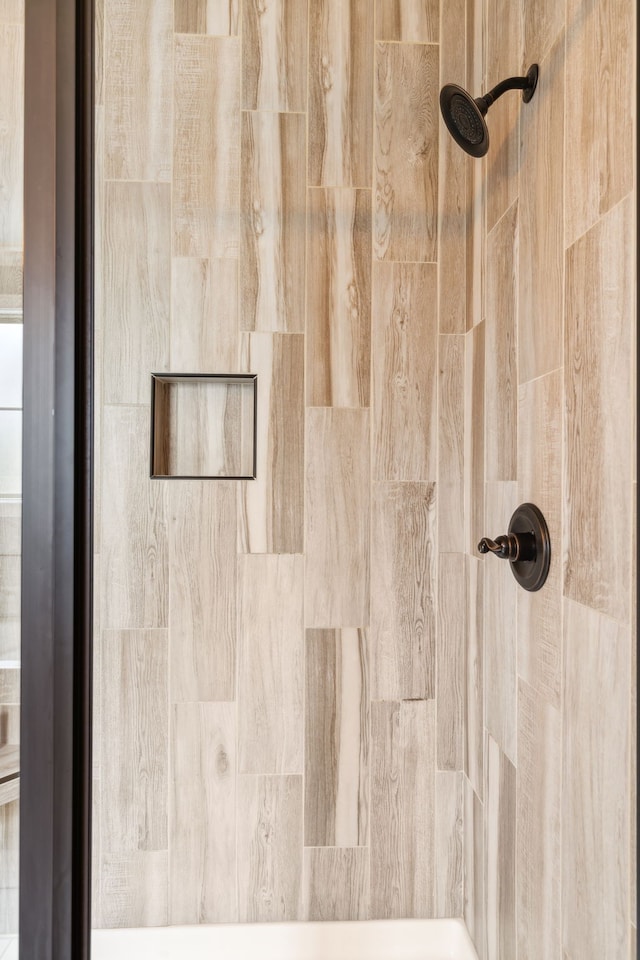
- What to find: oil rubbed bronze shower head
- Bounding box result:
[439,64,538,158]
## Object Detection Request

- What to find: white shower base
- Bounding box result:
[92,919,479,960]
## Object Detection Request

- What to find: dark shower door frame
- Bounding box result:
[20,1,93,958]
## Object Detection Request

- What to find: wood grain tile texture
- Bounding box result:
[306,188,371,407]
[308,0,373,187]
[437,553,466,771]
[485,734,516,960]
[375,0,438,42]
[175,0,240,35]
[305,409,370,629]
[564,196,633,623]
[435,772,463,918]
[303,848,370,921]
[464,775,486,960]
[0,21,23,250]
[484,0,520,232]
[241,111,306,334]
[464,320,484,554]
[465,556,483,798]
[170,257,238,371]
[374,42,438,262]
[237,775,303,921]
[243,0,307,112]
[304,629,369,847]
[173,35,241,259]
[371,482,436,700]
[372,262,437,481]
[371,700,435,919]
[438,335,465,552]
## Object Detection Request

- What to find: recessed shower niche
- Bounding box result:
[150,373,257,479]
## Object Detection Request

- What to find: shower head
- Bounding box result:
[439,64,539,158]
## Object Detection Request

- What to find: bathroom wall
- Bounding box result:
[92,0,472,926]
[461,0,637,958]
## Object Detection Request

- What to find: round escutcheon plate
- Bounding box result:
[507,502,550,591]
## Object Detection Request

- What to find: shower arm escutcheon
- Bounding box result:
[478,502,551,592]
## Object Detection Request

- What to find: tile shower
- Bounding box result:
[87,2,636,960]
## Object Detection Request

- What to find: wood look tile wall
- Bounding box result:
[461,0,636,956]
[93,0,636,945]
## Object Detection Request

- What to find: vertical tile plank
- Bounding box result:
[303,848,370,920]
[238,555,304,774]
[371,483,436,701]
[308,0,373,187]
[237,775,303,921]
[464,776,486,960]
[375,0,438,42]
[522,0,564,65]
[101,630,168,854]
[238,333,304,554]
[0,21,23,249]
[241,111,306,334]
[305,409,370,628]
[435,772,464,918]
[374,42,439,262]
[437,553,466,770]
[516,680,561,960]
[242,0,307,112]
[563,599,630,959]
[517,370,562,706]
[306,188,371,407]
[100,852,168,928]
[168,482,236,702]
[371,700,435,918]
[518,37,564,384]
[104,0,172,181]
[171,258,238,371]
[485,734,516,960]
[564,196,633,623]
[485,199,517,482]
[0,557,19,662]
[466,555,484,798]
[173,35,241,259]
[372,262,437,481]
[304,629,369,846]
[102,406,168,629]
[564,0,634,246]
[170,702,236,923]
[464,320,484,554]
[438,335,465,552]
[102,182,170,405]
[175,0,240,35]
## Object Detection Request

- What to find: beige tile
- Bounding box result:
[464,776,485,960]
[372,262,437,481]
[305,629,369,847]
[439,335,465,552]
[375,0,438,41]
[0,2,24,24]
[173,35,241,259]
[303,847,370,921]
[238,333,304,554]
[518,36,564,384]
[101,406,168,629]
[437,553,466,771]
[517,370,562,706]
[0,23,23,249]
[464,321,484,554]
[631,925,637,960]
[241,111,306,334]
[100,852,168,928]
[564,0,634,246]
[0,800,18,934]
[305,409,370,628]
[516,679,561,960]
[308,0,373,187]
[168,482,236,702]
[0,558,19,662]
[438,0,467,335]
[563,599,630,959]
[306,189,371,407]
[374,42,439,262]
[485,734,516,960]
[170,258,238,372]
[101,630,168,854]
[0,247,22,310]
[484,0,521,233]
[435,772,463,918]
[242,0,307,112]
[175,0,240,34]
[485,199,517,482]
[564,196,633,623]
[371,483,436,701]
[237,775,303,921]
[169,702,236,923]
[92,779,102,928]
[102,182,170,405]
[522,0,564,65]
[238,555,303,774]
[104,0,172,181]
[483,482,518,765]
[466,556,484,799]
[371,700,435,918]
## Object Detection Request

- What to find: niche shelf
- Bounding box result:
[150,373,257,480]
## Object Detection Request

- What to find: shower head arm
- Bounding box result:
[475,65,539,113]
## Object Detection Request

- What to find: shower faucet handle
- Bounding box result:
[477,503,551,592]
[478,534,519,560]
